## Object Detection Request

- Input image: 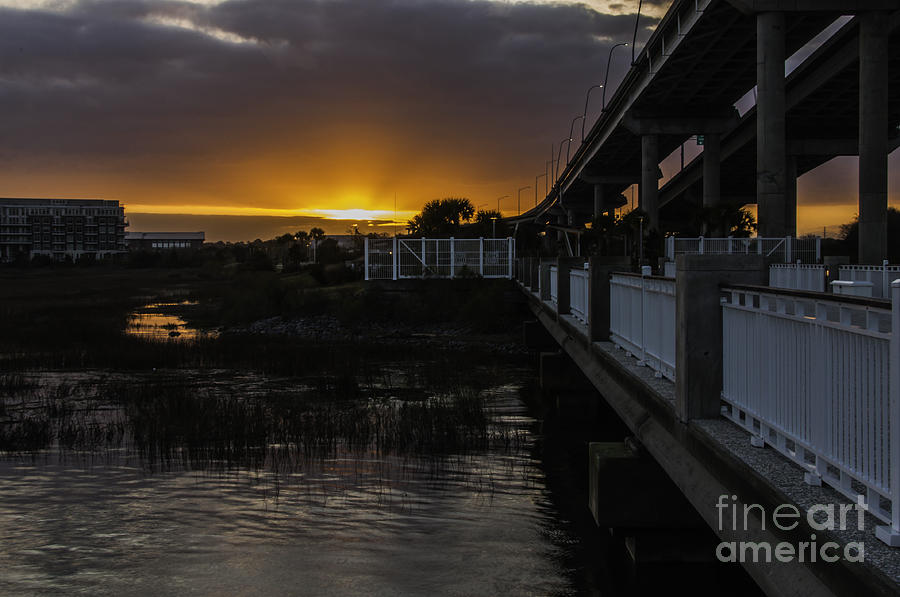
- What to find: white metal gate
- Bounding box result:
[365,237,515,280]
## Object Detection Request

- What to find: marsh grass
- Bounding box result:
[0,266,530,492]
[0,374,521,478]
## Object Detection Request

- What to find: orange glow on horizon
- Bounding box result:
[124,203,417,224]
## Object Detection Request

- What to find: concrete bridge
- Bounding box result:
[509,0,900,264]
[515,255,900,596]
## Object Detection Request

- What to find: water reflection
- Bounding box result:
[0,386,581,596]
[126,301,216,341]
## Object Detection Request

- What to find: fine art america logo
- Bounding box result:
[715,494,866,563]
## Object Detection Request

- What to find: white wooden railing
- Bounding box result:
[769,263,827,292]
[839,262,900,299]
[609,273,676,381]
[721,285,899,538]
[569,264,590,324]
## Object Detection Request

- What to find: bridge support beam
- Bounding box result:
[589,441,701,529]
[540,351,591,393]
[675,255,767,421]
[640,134,660,231]
[523,319,556,351]
[859,11,889,264]
[756,11,787,238]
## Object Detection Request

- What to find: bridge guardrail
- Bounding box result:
[839,261,900,299]
[769,263,826,292]
[609,272,676,382]
[569,264,590,324]
[721,284,899,542]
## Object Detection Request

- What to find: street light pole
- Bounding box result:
[545,160,553,194]
[555,138,572,180]
[496,194,509,214]
[517,186,530,215]
[602,42,629,110]
[632,0,643,65]
[567,116,584,163]
[535,173,547,207]
[581,84,603,141]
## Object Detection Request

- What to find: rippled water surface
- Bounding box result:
[0,386,585,596]
[126,301,217,341]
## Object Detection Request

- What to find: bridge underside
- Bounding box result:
[510,0,900,262]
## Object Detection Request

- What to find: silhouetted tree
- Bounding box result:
[470,209,505,238]
[695,205,757,237]
[839,207,900,262]
[406,197,475,236]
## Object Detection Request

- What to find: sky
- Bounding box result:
[0,0,893,240]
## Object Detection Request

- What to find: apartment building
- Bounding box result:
[0,198,127,262]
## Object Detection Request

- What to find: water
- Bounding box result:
[0,384,591,596]
[126,301,217,341]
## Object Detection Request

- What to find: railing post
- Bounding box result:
[639,265,652,365]
[675,255,767,421]
[877,279,900,546]
[479,238,484,277]
[450,237,455,279]
[507,237,514,279]
[392,236,398,280]
[785,236,792,263]
[699,236,704,255]
[421,237,426,276]
[364,237,369,281]
[556,257,580,316]
[539,261,552,301]
[589,257,632,342]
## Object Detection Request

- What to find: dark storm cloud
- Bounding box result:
[0,0,654,181]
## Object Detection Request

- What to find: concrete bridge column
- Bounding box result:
[702,132,722,236]
[756,11,787,238]
[859,11,889,264]
[786,155,798,237]
[593,184,604,220]
[702,133,721,210]
[640,134,659,230]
